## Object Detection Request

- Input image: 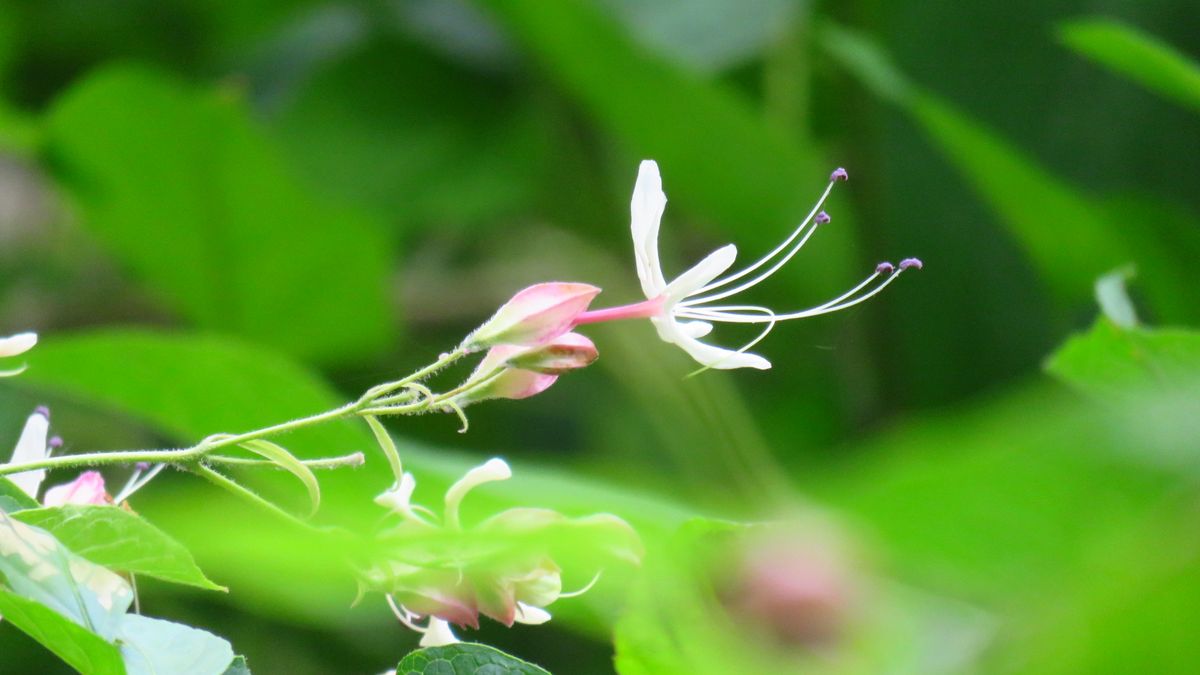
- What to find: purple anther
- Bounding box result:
[899,257,924,271]
[34,405,50,418]
[830,167,849,182]
[815,211,831,225]
[135,462,151,472]
[875,262,896,275]
[48,436,64,449]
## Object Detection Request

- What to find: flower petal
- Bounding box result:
[0,332,37,359]
[463,282,601,351]
[8,410,50,499]
[631,160,668,299]
[663,244,737,305]
[514,602,552,625]
[419,619,460,647]
[43,471,110,507]
[652,316,771,370]
[677,320,713,339]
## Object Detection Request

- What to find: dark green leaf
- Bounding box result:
[0,475,40,512]
[397,643,550,675]
[117,614,235,675]
[44,65,394,362]
[1059,18,1200,114]
[13,505,224,591]
[0,588,125,675]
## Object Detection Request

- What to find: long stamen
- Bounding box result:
[680,261,916,323]
[688,168,847,298]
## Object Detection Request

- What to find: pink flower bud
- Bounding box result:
[504,332,598,375]
[43,471,111,507]
[462,283,601,352]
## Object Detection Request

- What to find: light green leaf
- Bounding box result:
[0,475,40,513]
[117,614,235,675]
[1059,18,1200,114]
[397,643,550,675]
[237,439,321,517]
[1046,320,1200,399]
[44,65,393,362]
[12,505,224,591]
[0,587,126,675]
[0,511,133,640]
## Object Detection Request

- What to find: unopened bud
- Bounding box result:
[43,471,111,507]
[504,332,598,375]
[462,283,601,352]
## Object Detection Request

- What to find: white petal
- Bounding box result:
[664,244,738,305]
[419,619,459,647]
[514,602,552,625]
[652,317,771,370]
[631,160,668,299]
[374,473,417,512]
[8,410,49,499]
[0,332,36,358]
[444,458,512,528]
[677,320,713,339]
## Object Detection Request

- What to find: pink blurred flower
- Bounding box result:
[43,471,111,507]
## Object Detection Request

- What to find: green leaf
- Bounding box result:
[12,505,224,591]
[0,475,40,513]
[1059,18,1200,114]
[43,65,393,362]
[0,588,126,675]
[223,655,252,674]
[117,614,235,675]
[397,643,550,675]
[237,439,321,517]
[820,23,1194,320]
[474,0,856,286]
[1046,320,1200,399]
[0,511,133,639]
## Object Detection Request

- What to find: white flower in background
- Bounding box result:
[0,332,37,377]
[573,161,922,370]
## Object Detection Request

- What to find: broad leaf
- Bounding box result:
[0,588,126,675]
[13,505,224,591]
[117,614,235,675]
[1059,18,1200,114]
[1046,320,1200,399]
[0,511,133,640]
[0,475,40,513]
[44,65,393,362]
[397,643,550,675]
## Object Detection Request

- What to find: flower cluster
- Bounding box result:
[367,458,640,646]
[462,161,921,375]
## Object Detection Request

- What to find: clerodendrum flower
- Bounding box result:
[0,332,37,377]
[573,161,922,370]
[7,407,115,506]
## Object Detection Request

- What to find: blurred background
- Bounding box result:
[0,0,1198,673]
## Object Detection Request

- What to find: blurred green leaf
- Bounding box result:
[117,614,234,675]
[821,23,1195,320]
[0,588,125,675]
[43,65,394,362]
[0,511,133,639]
[1059,18,1200,114]
[13,505,225,591]
[397,642,549,675]
[1046,320,1200,399]
[0,475,40,512]
[475,0,856,279]
[272,38,543,233]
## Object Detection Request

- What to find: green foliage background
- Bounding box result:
[0,0,1198,673]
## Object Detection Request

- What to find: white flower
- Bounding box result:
[576,161,921,370]
[0,332,37,377]
[7,408,51,499]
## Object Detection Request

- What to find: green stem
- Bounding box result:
[191,463,316,531]
[207,451,365,470]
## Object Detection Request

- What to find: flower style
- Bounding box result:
[573,161,922,370]
[0,331,37,377]
[369,457,639,648]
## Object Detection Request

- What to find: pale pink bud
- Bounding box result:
[43,471,111,507]
[462,283,601,352]
[455,346,559,407]
[504,332,598,375]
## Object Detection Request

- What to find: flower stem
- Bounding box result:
[190,463,316,531]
